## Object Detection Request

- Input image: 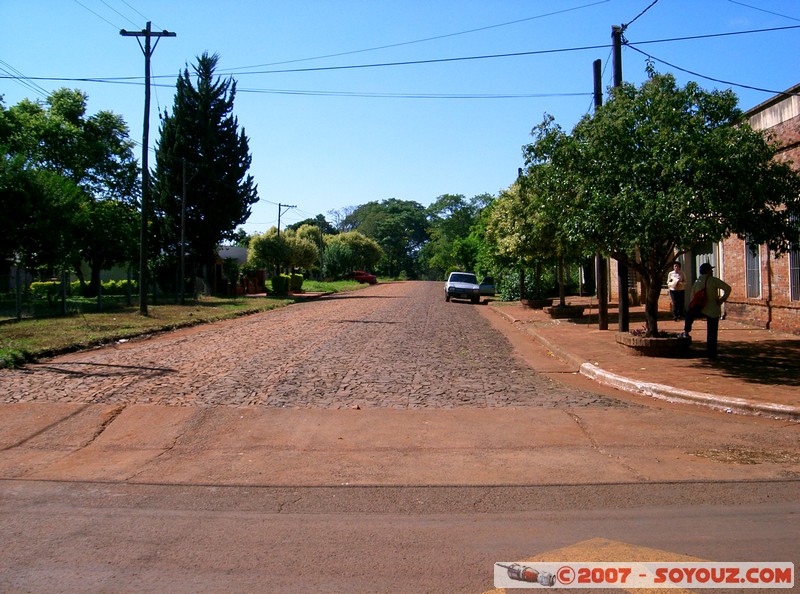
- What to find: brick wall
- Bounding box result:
[720,85,800,335]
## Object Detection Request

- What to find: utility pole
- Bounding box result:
[180,158,187,305]
[611,24,629,332]
[593,58,609,331]
[277,203,297,236]
[120,22,176,315]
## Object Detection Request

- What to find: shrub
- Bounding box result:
[289,273,303,292]
[271,274,290,294]
[102,279,136,295]
[29,281,61,301]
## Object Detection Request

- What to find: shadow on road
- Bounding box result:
[34,361,177,377]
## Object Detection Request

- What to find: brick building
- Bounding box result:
[721,83,800,335]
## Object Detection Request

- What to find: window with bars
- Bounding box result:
[791,246,800,301]
[745,237,761,299]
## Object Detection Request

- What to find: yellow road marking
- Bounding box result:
[485,537,705,593]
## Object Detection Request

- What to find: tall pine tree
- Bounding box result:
[153,52,258,291]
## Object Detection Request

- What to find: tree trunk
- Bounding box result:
[643,277,662,337]
[557,254,566,307]
[518,267,525,301]
[88,260,103,298]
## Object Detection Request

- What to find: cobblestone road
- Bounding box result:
[0,281,630,408]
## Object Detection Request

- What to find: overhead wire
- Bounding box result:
[8,24,797,87]
[616,0,799,99]
[625,43,800,97]
[98,0,139,28]
[726,0,800,22]
[237,88,590,100]
[0,60,51,99]
[70,0,121,30]
[222,0,611,71]
[621,0,660,31]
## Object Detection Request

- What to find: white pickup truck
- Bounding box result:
[444,271,481,303]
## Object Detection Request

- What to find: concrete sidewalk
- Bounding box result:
[488,298,800,420]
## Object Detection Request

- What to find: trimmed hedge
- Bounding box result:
[289,274,304,292]
[271,275,290,294]
[29,281,61,300]
[28,279,137,300]
[270,274,303,294]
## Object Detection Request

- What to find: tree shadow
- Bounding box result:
[697,339,800,387]
[327,294,405,300]
[34,361,176,378]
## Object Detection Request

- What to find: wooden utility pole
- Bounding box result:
[120,22,176,315]
[277,203,297,236]
[611,24,629,332]
[593,58,609,331]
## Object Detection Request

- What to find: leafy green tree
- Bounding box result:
[152,52,258,290]
[484,183,548,300]
[1,90,139,294]
[322,231,382,277]
[421,194,481,277]
[288,214,337,236]
[247,227,319,274]
[343,198,428,277]
[320,240,352,279]
[520,117,590,306]
[0,153,83,269]
[547,72,800,336]
[248,227,289,274]
[294,223,324,273]
[284,228,319,271]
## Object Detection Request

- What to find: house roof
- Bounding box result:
[745,82,800,126]
[217,245,248,265]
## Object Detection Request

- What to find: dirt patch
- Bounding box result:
[689,446,800,465]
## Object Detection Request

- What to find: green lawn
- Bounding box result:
[0,279,371,368]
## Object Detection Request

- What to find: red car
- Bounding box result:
[346,270,377,285]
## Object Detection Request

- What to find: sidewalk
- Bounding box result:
[488,297,800,420]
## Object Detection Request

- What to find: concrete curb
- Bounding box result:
[579,362,800,421]
[491,307,800,421]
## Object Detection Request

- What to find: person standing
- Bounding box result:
[667,261,686,320]
[681,262,731,359]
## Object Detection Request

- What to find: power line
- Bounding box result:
[622,0,660,31]
[727,0,800,22]
[119,0,151,23]
[99,0,139,28]
[626,44,800,97]
[628,25,800,48]
[238,88,591,100]
[218,43,613,76]
[221,0,611,72]
[10,23,796,85]
[71,0,120,30]
[0,60,50,98]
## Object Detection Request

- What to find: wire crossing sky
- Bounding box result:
[2,0,799,233]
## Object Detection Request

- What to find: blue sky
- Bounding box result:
[2,1,799,234]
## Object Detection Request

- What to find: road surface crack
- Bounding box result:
[566,411,649,482]
[81,404,127,448]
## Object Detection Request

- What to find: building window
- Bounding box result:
[791,245,800,301]
[745,236,761,299]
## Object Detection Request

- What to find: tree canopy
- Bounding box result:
[248,226,320,274]
[152,52,258,287]
[340,198,428,278]
[420,193,488,278]
[528,71,800,335]
[321,231,383,278]
[0,89,139,293]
